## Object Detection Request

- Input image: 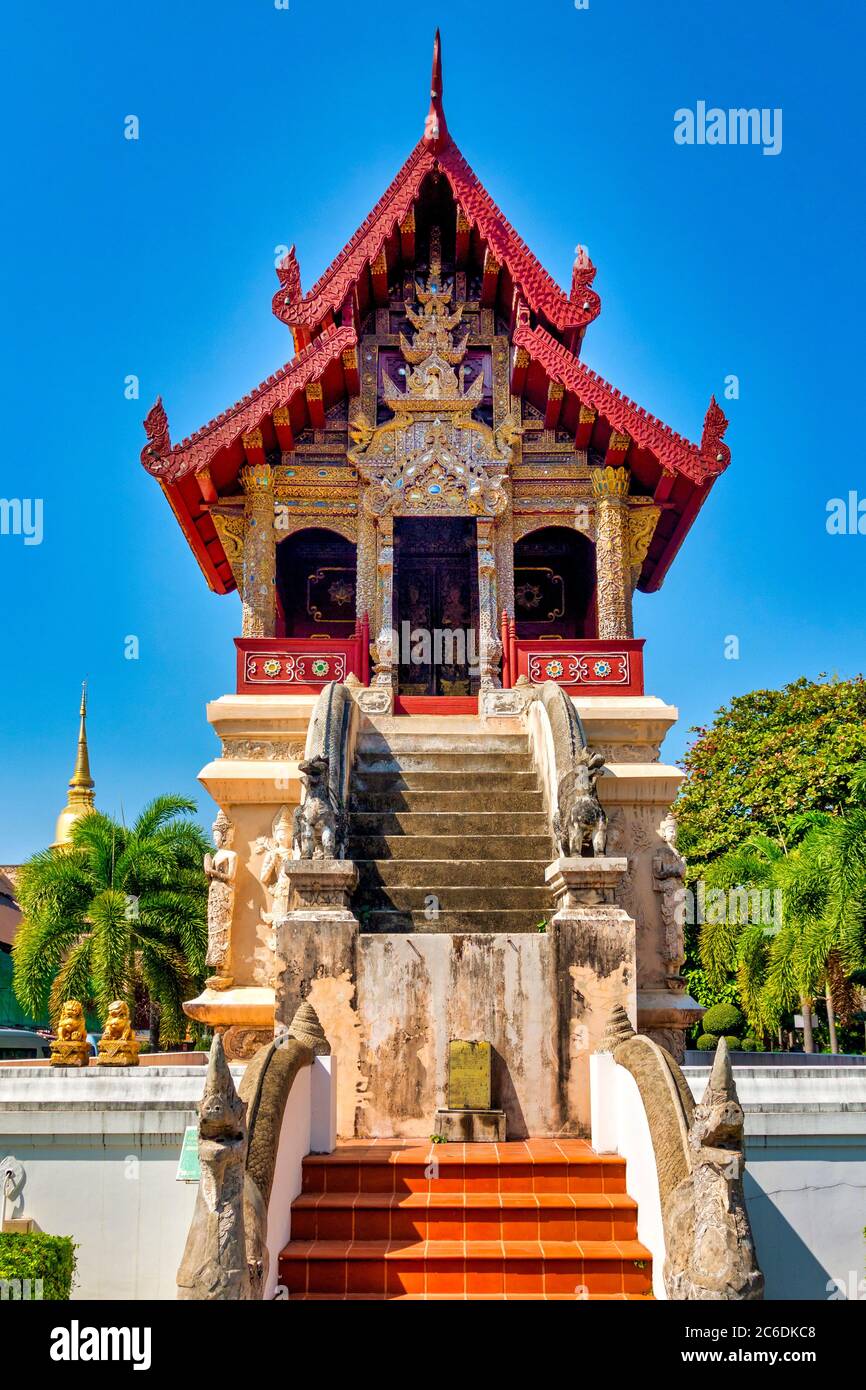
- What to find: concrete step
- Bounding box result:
[347,834,553,861]
[354,885,552,911]
[355,751,532,774]
[348,789,546,814]
[348,811,550,837]
[356,731,529,756]
[351,769,541,794]
[359,908,553,933]
[360,715,500,736]
[355,859,551,889]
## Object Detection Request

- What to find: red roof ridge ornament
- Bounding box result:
[571,245,598,304]
[276,244,301,302]
[141,396,171,468]
[700,394,730,469]
[423,29,449,150]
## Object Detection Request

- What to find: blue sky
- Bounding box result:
[1,0,864,862]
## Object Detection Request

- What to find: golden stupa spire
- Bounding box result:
[52,682,96,848]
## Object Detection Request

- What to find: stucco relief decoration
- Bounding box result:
[256,806,294,923]
[204,809,237,986]
[347,227,520,518]
[653,810,687,987]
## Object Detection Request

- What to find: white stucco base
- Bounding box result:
[684,1064,866,1301]
[0,1057,334,1301]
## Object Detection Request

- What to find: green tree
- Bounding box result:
[676,675,866,880]
[697,782,866,1052]
[13,797,209,1046]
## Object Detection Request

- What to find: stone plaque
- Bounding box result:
[447,1040,492,1111]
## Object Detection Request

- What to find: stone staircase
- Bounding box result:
[279,1139,653,1299]
[348,715,555,933]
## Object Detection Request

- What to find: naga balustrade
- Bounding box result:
[236,614,370,694]
[500,611,645,696]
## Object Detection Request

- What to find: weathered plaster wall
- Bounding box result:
[355,933,558,1138]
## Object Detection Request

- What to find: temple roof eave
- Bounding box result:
[271,138,600,343]
[512,317,729,488]
[140,322,358,485]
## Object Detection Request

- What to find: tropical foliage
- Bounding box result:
[677,675,866,879]
[677,677,866,1051]
[13,797,209,1046]
[694,776,866,1049]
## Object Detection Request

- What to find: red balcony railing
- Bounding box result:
[500,613,644,695]
[236,615,370,694]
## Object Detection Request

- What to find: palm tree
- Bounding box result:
[699,832,789,1044]
[13,796,209,1047]
[699,776,866,1052]
[779,794,866,1051]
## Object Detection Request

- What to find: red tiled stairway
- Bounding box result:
[279,1139,653,1300]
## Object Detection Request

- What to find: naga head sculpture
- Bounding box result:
[298,755,330,797]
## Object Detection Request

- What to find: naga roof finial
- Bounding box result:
[700,394,731,471]
[423,29,449,150]
[141,396,172,472]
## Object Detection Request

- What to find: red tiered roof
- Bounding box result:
[140,30,729,597]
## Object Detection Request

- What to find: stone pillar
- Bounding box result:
[545,856,637,1133]
[591,465,633,639]
[476,516,502,688]
[240,464,275,637]
[372,515,395,686]
[272,860,360,1139]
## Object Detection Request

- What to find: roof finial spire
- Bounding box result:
[71,681,93,792]
[423,28,448,150]
[53,681,96,848]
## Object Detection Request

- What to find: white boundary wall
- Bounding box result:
[0,1058,335,1301]
[590,1050,667,1299]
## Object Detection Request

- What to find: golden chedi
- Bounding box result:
[97,1000,140,1066]
[53,683,96,849]
[49,1000,91,1067]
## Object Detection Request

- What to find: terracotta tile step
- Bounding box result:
[288,1292,655,1301]
[281,1238,650,1259]
[278,1239,653,1297]
[301,1160,627,1197]
[302,1138,608,1159]
[291,1190,639,1242]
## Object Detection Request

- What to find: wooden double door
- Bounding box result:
[394,518,479,696]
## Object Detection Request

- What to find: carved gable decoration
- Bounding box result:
[348,228,519,518]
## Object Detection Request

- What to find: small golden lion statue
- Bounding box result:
[49,1000,90,1068]
[97,1000,140,1067]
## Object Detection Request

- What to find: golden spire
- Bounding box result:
[52,682,96,848]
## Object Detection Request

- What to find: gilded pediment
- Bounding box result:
[348,227,520,517]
